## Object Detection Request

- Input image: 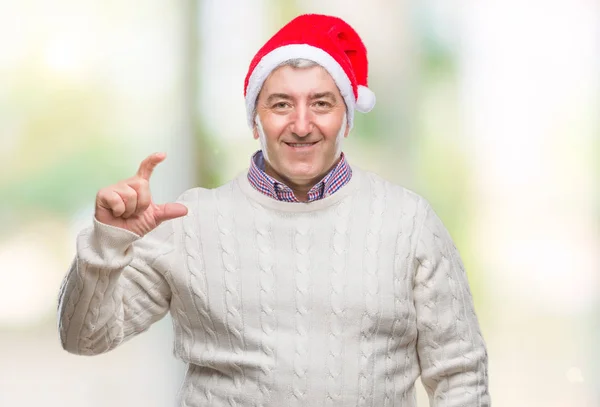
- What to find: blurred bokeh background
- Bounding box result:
[0,0,598,405]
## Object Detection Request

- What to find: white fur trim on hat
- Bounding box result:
[245,44,356,128]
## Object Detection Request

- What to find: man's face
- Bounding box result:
[254,64,349,186]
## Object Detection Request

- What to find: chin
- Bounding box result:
[282,168,317,181]
[284,161,322,177]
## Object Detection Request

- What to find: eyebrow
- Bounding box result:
[309,92,337,102]
[265,93,293,104]
[264,91,338,105]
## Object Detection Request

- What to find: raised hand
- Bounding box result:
[95,152,188,236]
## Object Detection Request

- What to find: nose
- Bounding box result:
[290,106,313,138]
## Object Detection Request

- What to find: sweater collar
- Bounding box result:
[238,163,362,212]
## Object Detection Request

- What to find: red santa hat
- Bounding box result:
[243,14,376,128]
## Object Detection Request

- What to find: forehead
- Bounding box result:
[260,64,340,96]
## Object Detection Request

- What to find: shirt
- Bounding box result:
[247,150,352,202]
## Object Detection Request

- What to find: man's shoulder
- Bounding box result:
[175,176,242,206]
[352,166,427,208]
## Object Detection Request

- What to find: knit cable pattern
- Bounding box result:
[216,187,246,406]
[180,364,198,407]
[414,203,490,405]
[292,217,312,401]
[357,176,385,407]
[432,219,472,404]
[326,197,352,405]
[80,262,109,354]
[183,197,219,405]
[252,200,277,406]
[384,189,415,406]
[58,258,86,349]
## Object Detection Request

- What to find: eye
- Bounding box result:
[272,102,290,109]
[314,100,332,109]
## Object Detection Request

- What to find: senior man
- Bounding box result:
[58,13,491,406]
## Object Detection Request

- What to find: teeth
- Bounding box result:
[288,143,315,147]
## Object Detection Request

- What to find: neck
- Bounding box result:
[264,156,342,202]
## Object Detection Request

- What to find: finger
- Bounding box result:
[136,152,166,181]
[114,185,139,219]
[97,189,126,218]
[128,178,151,214]
[154,203,188,224]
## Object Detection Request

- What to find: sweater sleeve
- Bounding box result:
[57,217,175,356]
[413,200,491,406]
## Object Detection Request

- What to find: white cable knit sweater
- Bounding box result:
[58,166,490,407]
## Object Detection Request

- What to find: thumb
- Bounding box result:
[154,202,188,223]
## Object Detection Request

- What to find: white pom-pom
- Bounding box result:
[355,85,376,112]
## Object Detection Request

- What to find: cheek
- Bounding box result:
[260,114,289,135]
[318,121,344,141]
[267,116,291,134]
[314,110,345,135]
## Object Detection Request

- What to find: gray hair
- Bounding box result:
[278,58,319,69]
[252,59,320,120]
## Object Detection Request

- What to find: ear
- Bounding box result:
[253,113,261,140]
[341,111,350,138]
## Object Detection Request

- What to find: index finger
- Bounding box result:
[136,152,166,180]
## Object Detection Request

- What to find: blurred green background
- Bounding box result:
[0,1,598,405]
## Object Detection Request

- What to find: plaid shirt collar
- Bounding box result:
[247,150,352,203]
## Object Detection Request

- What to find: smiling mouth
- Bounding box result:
[284,141,319,148]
